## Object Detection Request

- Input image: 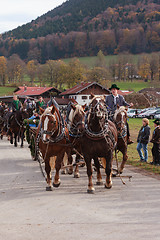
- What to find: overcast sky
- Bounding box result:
[0,0,66,34]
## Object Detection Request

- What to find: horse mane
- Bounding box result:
[68,104,84,123]
[114,106,127,121]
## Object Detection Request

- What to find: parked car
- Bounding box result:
[139,108,160,119]
[154,113,160,119]
[149,109,160,119]
[127,109,141,118]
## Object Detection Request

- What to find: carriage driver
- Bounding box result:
[105,84,134,145]
[11,95,22,112]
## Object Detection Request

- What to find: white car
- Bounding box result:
[154,113,160,119]
[127,109,141,118]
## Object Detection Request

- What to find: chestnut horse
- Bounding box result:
[38,105,71,191]
[113,106,128,173]
[81,95,117,193]
[65,103,86,177]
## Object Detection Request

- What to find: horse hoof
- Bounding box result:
[87,188,95,194]
[112,173,117,177]
[96,181,103,185]
[53,181,61,188]
[74,173,80,178]
[21,145,24,148]
[68,168,73,175]
[61,170,66,175]
[46,186,53,191]
[105,184,112,189]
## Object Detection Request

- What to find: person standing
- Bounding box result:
[150,119,160,166]
[105,83,134,144]
[137,118,150,163]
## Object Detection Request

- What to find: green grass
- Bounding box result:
[117,118,160,175]
[113,81,150,92]
[63,54,140,67]
[0,87,16,96]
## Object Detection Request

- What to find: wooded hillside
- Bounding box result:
[0,0,160,62]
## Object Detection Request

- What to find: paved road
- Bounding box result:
[0,138,160,240]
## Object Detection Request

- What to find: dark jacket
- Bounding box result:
[150,127,160,144]
[105,94,130,114]
[137,125,150,144]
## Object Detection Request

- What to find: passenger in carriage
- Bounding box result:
[11,95,22,112]
[36,96,45,114]
[105,84,134,145]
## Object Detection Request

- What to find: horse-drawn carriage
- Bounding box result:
[22,95,129,193]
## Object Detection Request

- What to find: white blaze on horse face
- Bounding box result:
[43,116,49,141]
[121,112,125,124]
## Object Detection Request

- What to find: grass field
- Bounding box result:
[0,87,16,96]
[117,118,160,175]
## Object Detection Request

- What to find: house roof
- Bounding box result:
[60,82,110,96]
[14,86,61,96]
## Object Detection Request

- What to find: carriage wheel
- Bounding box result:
[30,134,36,160]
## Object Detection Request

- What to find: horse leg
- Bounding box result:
[45,159,53,191]
[85,156,94,193]
[119,150,128,174]
[61,152,68,175]
[93,157,103,185]
[20,128,25,148]
[105,151,113,189]
[14,133,17,147]
[67,150,73,175]
[53,152,65,188]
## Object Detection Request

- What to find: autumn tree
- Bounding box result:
[138,55,150,81]
[0,56,7,86]
[7,54,25,84]
[65,59,86,88]
[95,50,106,68]
[27,60,38,86]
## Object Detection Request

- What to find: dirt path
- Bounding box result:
[0,138,160,240]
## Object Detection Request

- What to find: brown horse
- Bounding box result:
[81,95,117,193]
[65,103,86,177]
[113,106,128,173]
[38,105,71,191]
[8,108,31,147]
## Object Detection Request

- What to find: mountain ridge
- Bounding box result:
[0,0,160,62]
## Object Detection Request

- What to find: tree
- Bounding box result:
[95,50,106,68]
[7,54,25,84]
[27,60,37,86]
[0,56,7,86]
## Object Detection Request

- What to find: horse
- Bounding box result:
[80,94,118,193]
[113,106,128,174]
[37,105,72,191]
[8,108,33,147]
[65,103,86,177]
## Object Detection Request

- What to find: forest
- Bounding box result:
[0,0,160,62]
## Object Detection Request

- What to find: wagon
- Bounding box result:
[24,119,40,160]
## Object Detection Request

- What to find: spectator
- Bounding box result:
[137,118,150,163]
[150,119,160,166]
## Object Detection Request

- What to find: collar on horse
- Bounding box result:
[84,103,109,140]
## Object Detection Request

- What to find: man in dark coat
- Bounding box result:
[105,83,133,144]
[150,119,160,166]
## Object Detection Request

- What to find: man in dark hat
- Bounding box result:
[106,83,133,144]
[150,119,160,166]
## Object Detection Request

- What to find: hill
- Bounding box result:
[0,0,160,62]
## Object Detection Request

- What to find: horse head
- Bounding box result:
[88,94,107,129]
[41,105,58,142]
[67,103,85,135]
[114,106,127,133]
